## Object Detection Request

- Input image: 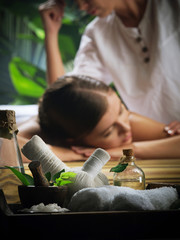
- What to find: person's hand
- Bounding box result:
[164,121,180,136]
[39,0,65,34]
[71,146,96,158]
[71,146,123,160]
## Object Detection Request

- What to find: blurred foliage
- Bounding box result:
[9,57,46,97]
[0,0,93,104]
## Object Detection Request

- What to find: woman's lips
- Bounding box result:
[123,133,132,143]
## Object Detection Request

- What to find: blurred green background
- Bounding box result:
[0,0,93,105]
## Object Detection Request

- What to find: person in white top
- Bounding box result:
[72,0,180,125]
[39,0,180,139]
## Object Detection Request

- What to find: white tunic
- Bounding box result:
[70,0,180,124]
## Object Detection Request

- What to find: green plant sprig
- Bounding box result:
[45,170,77,186]
[6,166,76,187]
[54,172,77,186]
[110,163,128,173]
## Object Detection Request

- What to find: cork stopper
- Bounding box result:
[0,110,18,139]
[123,149,133,156]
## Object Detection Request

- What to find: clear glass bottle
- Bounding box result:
[113,149,145,190]
[0,110,24,203]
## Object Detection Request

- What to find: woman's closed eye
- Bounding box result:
[103,126,114,138]
[102,104,124,138]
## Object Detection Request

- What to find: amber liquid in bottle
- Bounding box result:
[113,149,145,190]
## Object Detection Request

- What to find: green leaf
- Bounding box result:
[45,172,51,182]
[10,95,39,105]
[58,35,76,62]
[23,173,34,185]
[54,180,72,186]
[54,172,77,187]
[17,34,42,44]
[61,172,77,180]
[110,163,128,173]
[28,22,45,40]
[6,166,30,186]
[8,57,46,98]
[52,169,65,182]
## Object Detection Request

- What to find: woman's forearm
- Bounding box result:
[106,136,180,160]
[45,32,65,85]
[133,135,180,159]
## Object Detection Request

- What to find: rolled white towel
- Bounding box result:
[21,135,69,176]
[81,148,110,178]
[70,148,110,188]
[21,136,110,191]
[68,186,114,211]
[68,186,178,212]
[67,149,110,199]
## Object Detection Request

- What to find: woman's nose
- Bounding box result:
[117,119,131,133]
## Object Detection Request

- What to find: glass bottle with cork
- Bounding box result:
[0,110,24,203]
[110,149,145,190]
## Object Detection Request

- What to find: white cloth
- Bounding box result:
[0,105,38,124]
[70,0,180,124]
[68,186,178,212]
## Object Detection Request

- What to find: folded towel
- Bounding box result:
[68,186,178,211]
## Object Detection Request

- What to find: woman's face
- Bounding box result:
[75,0,115,17]
[82,92,132,148]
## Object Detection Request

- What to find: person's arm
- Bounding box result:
[103,135,180,160]
[72,114,180,159]
[130,112,180,141]
[18,116,41,139]
[133,135,180,159]
[39,1,65,85]
[113,115,180,159]
[129,112,167,141]
[71,135,180,160]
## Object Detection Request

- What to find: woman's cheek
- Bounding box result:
[109,133,125,147]
[103,135,122,148]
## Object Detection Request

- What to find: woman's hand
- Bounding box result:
[39,0,65,34]
[71,146,96,158]
[71,146,124,160]
[164,121,180,136]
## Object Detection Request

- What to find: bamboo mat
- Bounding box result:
[24,158,180,185]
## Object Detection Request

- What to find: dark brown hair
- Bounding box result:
[38,75,112,142]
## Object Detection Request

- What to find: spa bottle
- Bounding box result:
[0,110,24,203]
[112,149,145,190]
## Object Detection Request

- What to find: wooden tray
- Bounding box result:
[0,184,180,240]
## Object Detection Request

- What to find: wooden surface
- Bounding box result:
[1,160,180,239]
[24,158,180,185]
[1,203,180,239]
[0,168,21,204]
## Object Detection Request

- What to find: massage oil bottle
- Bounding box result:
[111,149,145,190]
[0,110,24,203]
